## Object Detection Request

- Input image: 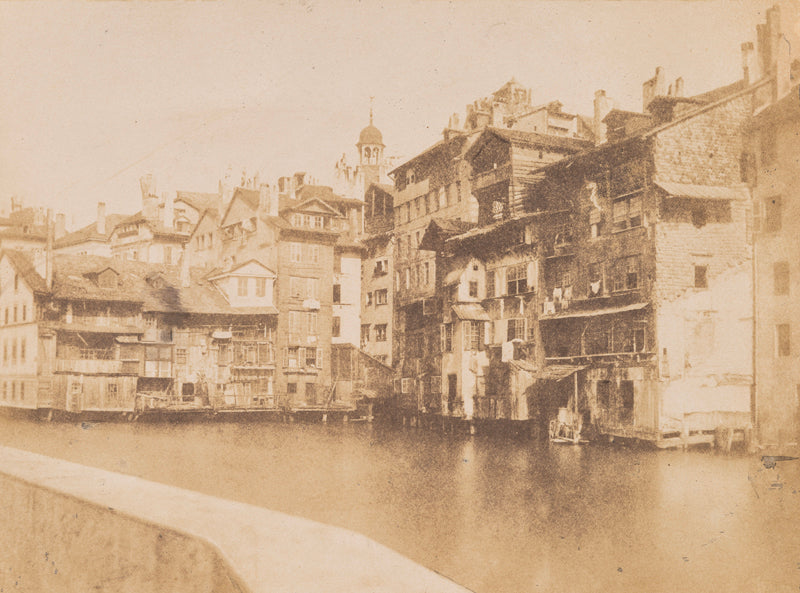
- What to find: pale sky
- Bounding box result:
[0,0,773,227]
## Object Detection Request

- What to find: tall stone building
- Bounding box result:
[746,1,800,446]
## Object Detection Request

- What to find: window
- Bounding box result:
[366,292,373,306]
[286,347,299,367]
[507,319,526,341]
[777,324,791,357]
[307,312,318,337]
[333,284,341,304]
[290,242,302,263]
[694,265,708,289]
[375,289,388,305]
[423,262,430,285]
[308,244,320,264]
[775,261,790,295]
[588,262,604,297]
[614,256,640,291]
[20,338,25,362]
[469,281,479,298]
[375,324,387,342]
[287,382,297,394]
[764,196,782,233]
[306,348,318,368]
[374,259,388,276]
[288,311,302,343]
[440,323,453,352]
[176,348,187,364]
[506,263,527,295]
[22,305,26,322]
[486,270,496,298]
[612,194,642,231]
[256,278,267,298]
[332,316,341,338]
[463,321,484,351]
[361,324,371,345]
[13,306,17,323]
[164,246,172,265]
[14,274,18,292]
[236,277,248,297]
[590,208,603,238]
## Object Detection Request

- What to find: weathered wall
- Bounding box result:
[0,446,472,593]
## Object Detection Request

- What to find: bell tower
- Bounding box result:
[356,97,384,188]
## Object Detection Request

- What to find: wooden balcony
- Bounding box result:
[55,358,127,375]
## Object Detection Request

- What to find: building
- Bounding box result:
[0,250,278,416]
[526,67,759,445]
[185,175,378,412]
[388,79,593,417]
[361,183,395,365]
[54,203,126,257]
[108,175,209,264]
[747,1,800,446]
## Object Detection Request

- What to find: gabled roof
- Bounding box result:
[464,127,592,163]
[207,258,276,280]
[389,134,473,177]
[175,191,220,213]
[23,253,279,315]
[281,197,345,217]
[1,250,47,293]
[419,218,476,251]
[55,213,127,248]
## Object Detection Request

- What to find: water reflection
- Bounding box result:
[0,416,797,593]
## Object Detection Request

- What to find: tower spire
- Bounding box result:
[369,96,374,125]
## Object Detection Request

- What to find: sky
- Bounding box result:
[0,0,775,228]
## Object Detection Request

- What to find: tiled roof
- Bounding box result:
[175,191,220,213]
[2,250,47,293]
[484,127,593,152]
[38,253,278,316]
[55,214,127,248]
[451,303,491,322]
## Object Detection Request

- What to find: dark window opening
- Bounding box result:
[694,265,708,289]
[597,380,612,408]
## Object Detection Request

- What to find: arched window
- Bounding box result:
[364,147,371,161]
[371,148,379,164]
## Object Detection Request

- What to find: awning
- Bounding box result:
[655,181,749,201]
[507,360,586,380]
[212,330,232,340]
[538,364,587,381]
[539,302,648,321]
[451,303,491,321]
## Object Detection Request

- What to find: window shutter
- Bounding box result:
[316,348,323,369]
[298,347,306,366]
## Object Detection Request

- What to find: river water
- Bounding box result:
[0,414,798,593]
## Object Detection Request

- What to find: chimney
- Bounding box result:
[774,4,792,100]
[96,202,106,236]
[45,209,53,291]
[55,213,66,240]
[593,89,611,146]
[179,248,191,288]
[260,183,278,217]
[139,174,155,200]
[741,42,756,85]
[674,77,685,98]
[162,191,174,230]
[642,66,666,111]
